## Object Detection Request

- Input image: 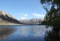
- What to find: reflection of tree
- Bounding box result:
[45,30,60,41]
[0,28,14,41]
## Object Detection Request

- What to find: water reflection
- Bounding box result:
[19,25,46,41]
[32,26,47,38]
[20,26,30,37]
[0,27,14,41]
[45,30,60,41]
[19,26,47,38]
[0,25,52,41]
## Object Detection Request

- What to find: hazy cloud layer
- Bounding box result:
[20,13,45,20]
[33,13,45,17]
[21,17,27,20]
[20,13,28,20]
[20,13,28,17]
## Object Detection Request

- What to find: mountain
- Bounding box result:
[0,10,20,24]
[19,18,42,25]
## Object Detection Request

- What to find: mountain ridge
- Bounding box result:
[20,18,42,25]
[0,10,20,24]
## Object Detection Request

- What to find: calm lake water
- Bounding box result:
[0,25,51,41]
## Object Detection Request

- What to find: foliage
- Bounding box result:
[40,0,60,30]
[40,0,60,12]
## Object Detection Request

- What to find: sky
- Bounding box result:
[0,0,46,20]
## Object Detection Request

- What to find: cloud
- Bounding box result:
[20,17,27,20]
[33,13,45,17]
[20,13,28,17]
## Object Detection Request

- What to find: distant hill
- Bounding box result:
[0,10,20,25]
[19,18,42,25]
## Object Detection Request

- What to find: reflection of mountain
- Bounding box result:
[19,25,46,38]
[0,28,14,41]
[20,18,42,24]
[0,10,20,24]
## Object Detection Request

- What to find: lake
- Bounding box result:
[0,25,52,41]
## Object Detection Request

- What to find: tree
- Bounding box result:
[40,0,60,12]
[40,0,60,32]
